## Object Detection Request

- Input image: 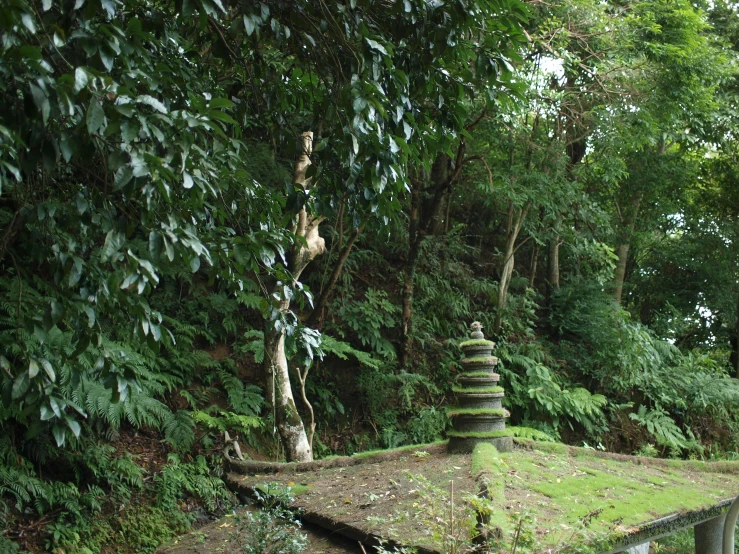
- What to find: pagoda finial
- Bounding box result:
[470,321,484,340]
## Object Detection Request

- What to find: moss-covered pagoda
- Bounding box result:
[447,321,513,453]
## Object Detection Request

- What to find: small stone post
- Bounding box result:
[447,322,512,453]
[694,513,726,554]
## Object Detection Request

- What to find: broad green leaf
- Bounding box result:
[136,95,167,114]
[29,84,50,125]
[40,405,54,421]
[190,256,200,272]
[74,67,88,93]
[52,424,66,447]
[28,359,39,379]
[11,372,30,400]
[65,417,81,438]
[40,359,55,382]
[86,98,105,135]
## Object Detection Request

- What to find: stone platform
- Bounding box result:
[222,438,739,553]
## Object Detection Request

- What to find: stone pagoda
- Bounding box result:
[447,322,512,453]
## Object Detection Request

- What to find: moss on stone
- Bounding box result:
[458,371,499,379]
[350,440,447,460]
[461,356,498,364]
[451,385,504,394]
[472,442,508,477]
[476,441,739,549]
[448,429,512,440]
[459,339,495,348]
[447,407,508,418]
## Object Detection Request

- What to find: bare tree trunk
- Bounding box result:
[494,201,530,334]
[612,193,643,306]
[529,242,539,288]
[547,238,560,292]
[263,132,325,462]
[400,182,423,369]
[264,315,312,462]
[612,243,630,306]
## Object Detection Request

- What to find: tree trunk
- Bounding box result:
[612,243,630,306]
[264,311,312,462]
[400,183,423,369]
[529,242,539,288]
[494,201,530,334]
[612,193,643,306]
[547,238,560,292]
[263,131,325,462]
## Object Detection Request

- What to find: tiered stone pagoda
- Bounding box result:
[447,322,512,453]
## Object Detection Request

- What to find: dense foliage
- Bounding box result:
[1,0,739,550]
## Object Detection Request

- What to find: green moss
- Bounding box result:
[485,444,739,548]
[448,429,512,440]
[452,385,504,394]
[665,458,739,474]
[471,443,510,536]
[457,371,499,379]
[472,442,508,477]
[447,407,508,418]
[506,426,557,442]
[461,356,497,364]
[459,339,495,348]
[350,440,447,460]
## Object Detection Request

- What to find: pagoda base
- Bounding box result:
[447,434,513,454]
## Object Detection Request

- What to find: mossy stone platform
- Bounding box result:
[223,438,739,554]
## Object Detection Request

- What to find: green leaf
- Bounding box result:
[244,15,255,35]
[190,256,200,272]
[365,38,388,55]
[30,84,50,125]
[28,359,39,379]
[136,95,167,114]
[209,98,234,109]
[50,300,64,323]
[74,67,88,93]
[52,424,66,447]
[65,417,81,438]
[49,397,62,418]
[40,404,54,421]
[149,231,163,260]
[86,98,105,135]
[114,165,133,190]
[11,372,30,399]
[40,359,55,382]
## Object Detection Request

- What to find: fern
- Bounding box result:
[155,454,232,512]
[163,410,196,451]
[629,405,689,450]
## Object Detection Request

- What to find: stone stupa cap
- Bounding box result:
[470,321,484,339]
